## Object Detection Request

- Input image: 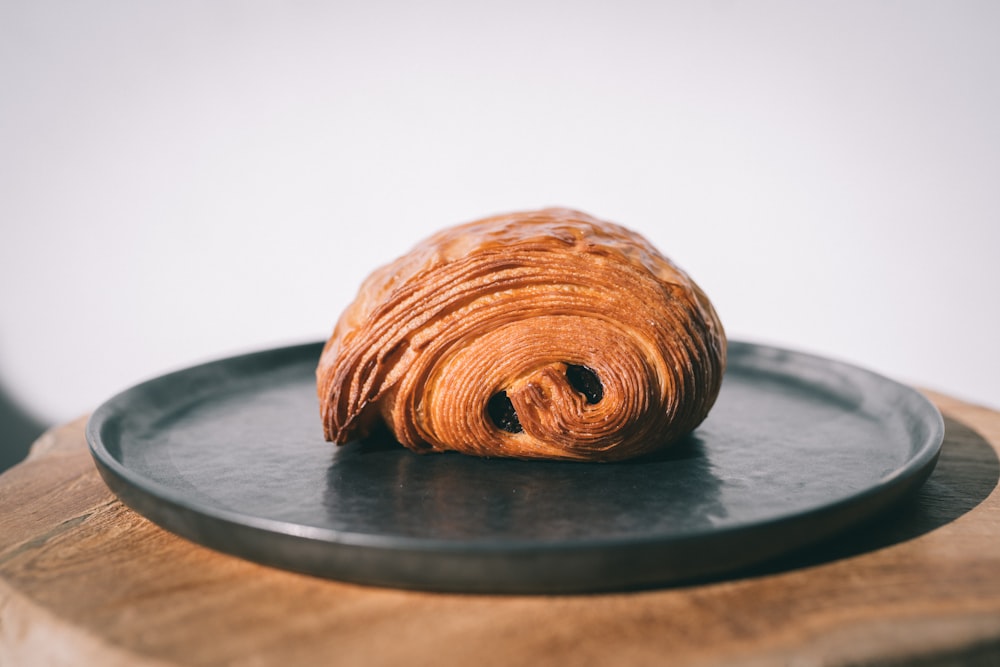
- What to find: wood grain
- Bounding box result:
[2,390,999,666]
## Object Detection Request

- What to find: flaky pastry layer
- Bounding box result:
[317,208,726,461]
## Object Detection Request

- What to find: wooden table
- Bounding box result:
[2,390,999,666]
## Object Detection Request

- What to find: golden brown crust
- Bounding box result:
[316,208,726,461]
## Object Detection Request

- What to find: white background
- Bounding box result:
[2,1,998,427]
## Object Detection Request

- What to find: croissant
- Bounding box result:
[316,208,726,462]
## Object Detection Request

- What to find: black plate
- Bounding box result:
[86,341,943,594]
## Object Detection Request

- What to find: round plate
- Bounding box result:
[86,341,943,594]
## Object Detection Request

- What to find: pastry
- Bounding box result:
[316,208,726,461]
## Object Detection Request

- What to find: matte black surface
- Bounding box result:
[86,341,944,593]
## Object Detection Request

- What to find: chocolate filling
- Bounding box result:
[487,391,523,433]
[566,364,603,404]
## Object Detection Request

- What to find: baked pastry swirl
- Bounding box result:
[317,208,726,461]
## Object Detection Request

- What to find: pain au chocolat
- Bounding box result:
[316,208,726,462]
